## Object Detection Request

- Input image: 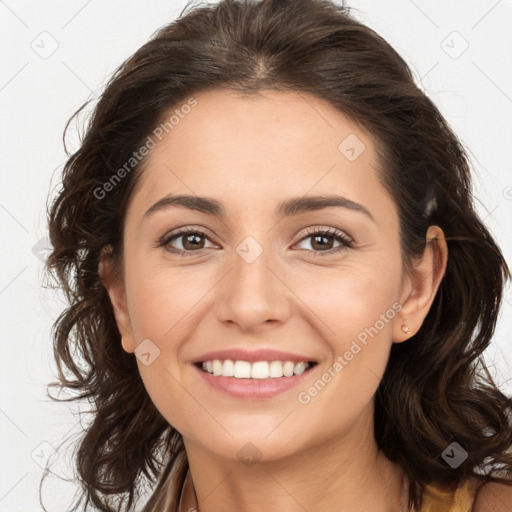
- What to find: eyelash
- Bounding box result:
[157,226,353,257]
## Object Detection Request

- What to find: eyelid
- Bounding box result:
[295,225,353,244]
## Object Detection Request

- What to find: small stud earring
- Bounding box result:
[401,324,412,335]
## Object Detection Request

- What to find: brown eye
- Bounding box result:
[310,233,335,251]
[160,229,217,255]
[295,228,353,255]
[180,232,206,250]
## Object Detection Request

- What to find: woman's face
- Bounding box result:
[105,89,435,463]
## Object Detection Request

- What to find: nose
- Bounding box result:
[215,241,292,333]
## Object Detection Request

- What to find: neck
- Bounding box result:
[180,406,404,512]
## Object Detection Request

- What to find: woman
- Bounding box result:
[44,0,512,510]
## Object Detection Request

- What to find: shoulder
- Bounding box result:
[471,477,512,512]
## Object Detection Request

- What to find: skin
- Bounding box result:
[101,89,448,512]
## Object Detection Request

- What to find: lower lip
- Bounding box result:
[194,364,315,399]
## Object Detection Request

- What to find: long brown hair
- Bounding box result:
[44,0,512,510]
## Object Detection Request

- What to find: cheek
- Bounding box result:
[291,262,401,414]
[293,258,402,345]
[124,258,215,342]
[122,261,221,431]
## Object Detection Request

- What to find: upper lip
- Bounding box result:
[192,349,317,364]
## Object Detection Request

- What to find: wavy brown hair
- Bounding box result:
[44,0,512,510]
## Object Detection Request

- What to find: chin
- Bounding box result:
[208,437,307,465]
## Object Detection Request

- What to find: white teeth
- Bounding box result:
[222,359,234,377]
[251,361,269,379]
[234,360,251,378]
[294,362,307,375]
[212,359,222,376]
[200,359,312,378]
[269,360,284,378]
[283,361,295,377]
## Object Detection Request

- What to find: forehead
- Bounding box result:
[128,88,394,224]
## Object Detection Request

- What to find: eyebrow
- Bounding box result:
[143,193,375,222]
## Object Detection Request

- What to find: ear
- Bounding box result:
[393,225,448,342]
[98,246,135,353]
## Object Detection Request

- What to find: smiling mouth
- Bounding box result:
[196,359,318,379]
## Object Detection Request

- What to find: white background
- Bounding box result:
[1,1,511,510]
